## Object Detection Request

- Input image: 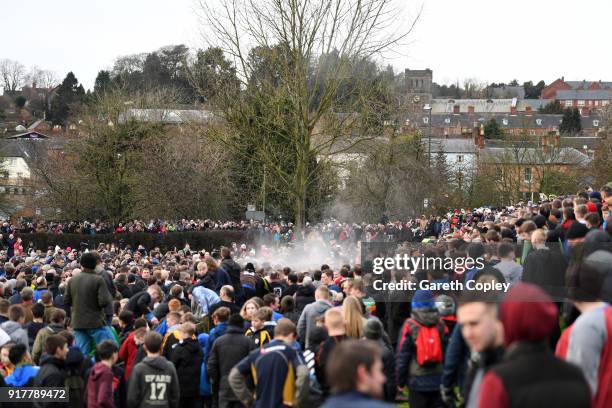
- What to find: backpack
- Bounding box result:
[399,318,445,365]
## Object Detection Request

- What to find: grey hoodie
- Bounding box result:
[127,356,180,408]
[0,321,29,351]
[297,300,332,349]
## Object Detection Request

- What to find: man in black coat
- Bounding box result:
[34,334,68,408]
[170,323,203,408]
[220,247,244,305]
[207,314,256,408]
[125,285,162,320]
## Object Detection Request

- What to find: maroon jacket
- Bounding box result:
[85,362,115,408]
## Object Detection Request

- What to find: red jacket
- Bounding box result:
[118,331,139,379]
[85,362,114,408]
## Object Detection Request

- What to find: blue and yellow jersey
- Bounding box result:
[235,339,301,407]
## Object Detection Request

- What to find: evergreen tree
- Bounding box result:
[560,107,582,135]
[94,70,112,95]
[48,72,85,125]
[539,100,563,114]
[484,118,502,139]
[572,108,582,133]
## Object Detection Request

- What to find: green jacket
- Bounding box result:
[64,269,113,330]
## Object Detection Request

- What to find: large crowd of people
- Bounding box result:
[0,186,610,408]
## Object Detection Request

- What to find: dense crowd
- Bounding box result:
[0,186,610,408]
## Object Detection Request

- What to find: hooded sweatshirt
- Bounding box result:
[0,321,29,350]
[297,300,332,349]
[478,283,591,408]
[127,356,180,408]
[85,362,114,408]
[170,338,203,397]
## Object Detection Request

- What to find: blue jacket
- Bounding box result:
[5,364,39,386]
[320,391,393,408]
[441,323,470,392]
[197,333,212,396]
[206,323,228,358]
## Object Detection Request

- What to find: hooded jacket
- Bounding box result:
[5,363,39,386]
[34,355,66,408]
[64,268,113,329]
[478,283,591,408]
[220,256,244,299]
[207,326,256,402]
[396,308,446,391]
[170,338,203,398]
[297,300,332,349]
[0,320,29,350]
[32,323,64,365]
[118,330,139,379]
[127,356,180,408]
[85,362,114,408]
[295,285,316,312]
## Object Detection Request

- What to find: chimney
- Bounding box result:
[467,105,475,114]
[478,124,485,149]
[561,76,564,82]
[510,106,517,115]
[453,104,460,114]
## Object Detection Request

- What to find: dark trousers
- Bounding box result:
[180,395,202,408]
[409,390,444,408]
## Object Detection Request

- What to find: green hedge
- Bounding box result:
[17,231,256,252]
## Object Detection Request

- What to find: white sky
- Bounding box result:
[2,0,612,91]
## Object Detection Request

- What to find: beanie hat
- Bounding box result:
[586,201,598,213]
[364,317,384,340]
[245,263,255,272]
[589,191,602,201]
[566,222,589,240]
[500,283,557,346]
[435,295,456,317]
[412,289,435,310]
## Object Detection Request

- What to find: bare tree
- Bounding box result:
[0,59,26,92]
[27,66,60,89]
[193,0,419,230]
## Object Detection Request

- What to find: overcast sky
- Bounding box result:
[3,0,611,91]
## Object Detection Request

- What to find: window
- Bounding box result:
[502,118,509,125]
[444,118,451,124]
[530,130,536,136]
[457,155,464,163]
[593,120,599,127]
[524,167,532,182]
[457,172,464,186]
[536,119,542,125]
[565,100,574,107]
[577,100,585,107]
[16,172,22,178]
[423,117,429,124]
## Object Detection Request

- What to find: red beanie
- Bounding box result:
[586,201,597,213]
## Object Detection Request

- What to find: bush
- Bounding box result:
[14,96,27,109]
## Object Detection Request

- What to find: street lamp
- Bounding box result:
[423,103,432,167]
